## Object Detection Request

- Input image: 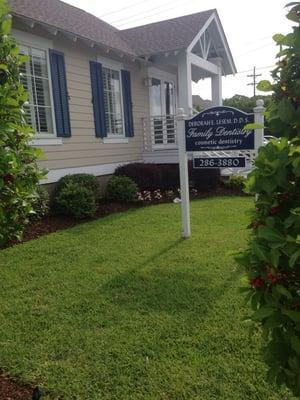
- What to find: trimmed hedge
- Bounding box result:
[54,183,97,219]
[115,162,220,191]
[106,176,138,203]
[53,174,100,219]
[223,175,246,191]
[54,173,100,200]
[114,163,162,191]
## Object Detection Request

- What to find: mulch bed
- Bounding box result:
[2,186,245,398]
[0,371,33,400]
[20,187,244,244]
[22,201,140,243]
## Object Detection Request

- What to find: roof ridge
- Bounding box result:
[121,8,216,32]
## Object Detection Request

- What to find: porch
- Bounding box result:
[141,12,236,166]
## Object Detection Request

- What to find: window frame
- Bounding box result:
[97,56,126,140]
[148,67,177,117]
[12,29,59,143]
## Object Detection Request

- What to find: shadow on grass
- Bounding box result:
[100,238,240,321]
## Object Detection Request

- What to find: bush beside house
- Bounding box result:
[0,1,44,248]
[114,162,220,191]
[53,174,100,219]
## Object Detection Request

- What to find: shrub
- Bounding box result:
[0,1,45,247]
[115,162,221,192]
[188,163,221,190]
[54,183,96,219]
[54,173,100,199]
[31,186,50,220]
[158,164,180,190]
[114,163,162,191]
[106,176,138,203]
[236,3,300,395]
[223,175,246,191]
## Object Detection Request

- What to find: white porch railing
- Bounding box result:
[142,115,177,151]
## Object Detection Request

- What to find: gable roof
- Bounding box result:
[121,10,215,56]
[9,0,235,74]
[9,0,136,55]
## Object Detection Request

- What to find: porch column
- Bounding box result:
[178,51,193,116]
[210,57,223,106]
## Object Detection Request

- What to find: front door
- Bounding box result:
[149,76,176,146]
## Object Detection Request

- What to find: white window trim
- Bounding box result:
[12,29,59,143]
[148,68,177,116]
[103,137,129,144]
[148,68,177,149]
[96,55,127,141]
[30,138,63,146]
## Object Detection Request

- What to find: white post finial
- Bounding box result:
[256,99,264,108]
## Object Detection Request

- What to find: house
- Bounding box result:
[9,0,236,187]
[192,95,213,111]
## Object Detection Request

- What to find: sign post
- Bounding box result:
[254,99,265,151]
[177,108,191,239]
[177,101,265,239]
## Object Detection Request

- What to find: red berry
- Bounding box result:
[250,278,264,288]
[279,193,289,201]
[270,206,280,215]
[3,173,14,184]
[267,272,278,284]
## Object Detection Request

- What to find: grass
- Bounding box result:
[0,197,293,399]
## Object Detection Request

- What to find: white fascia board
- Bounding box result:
[212,12,237,74]
[187,13,215,53]
[187,12,237,76]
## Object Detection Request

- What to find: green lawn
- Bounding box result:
[0,197,293,399]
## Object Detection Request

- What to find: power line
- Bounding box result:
[99,0,153,18]
[247,66,262,96]
[232,65,275,75]
[113,0,185,27]
[236,42,274,57]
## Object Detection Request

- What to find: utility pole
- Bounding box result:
[247,66,262,97]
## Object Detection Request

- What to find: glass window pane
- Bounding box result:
[102,67,123,136]
[150,78,162,116]
[19,45,54,135]
[165,81,174,115]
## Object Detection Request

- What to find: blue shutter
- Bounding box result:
[90,61,107,138]
[49,49,71,137]
[121,70,134,137]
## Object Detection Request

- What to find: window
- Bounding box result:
[102,67,123,136]
[19,45,55,136]
[150,78,162,116]
[149,74,176,146]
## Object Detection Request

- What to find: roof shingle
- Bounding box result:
[121,10,215,56]
[9,0,136,55]
[9,0,217,58]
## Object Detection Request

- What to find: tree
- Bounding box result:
[0,0,44,247]
[224,94,272,114]
[236,2,300,395]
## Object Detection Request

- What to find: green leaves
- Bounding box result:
[0,1,43,247]
[278,98,296,124]
[257,226,284,243]
[257,80,273,92]
[236,3,300,395]
[253,307,276,321]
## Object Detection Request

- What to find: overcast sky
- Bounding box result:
[65,0,292,100]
